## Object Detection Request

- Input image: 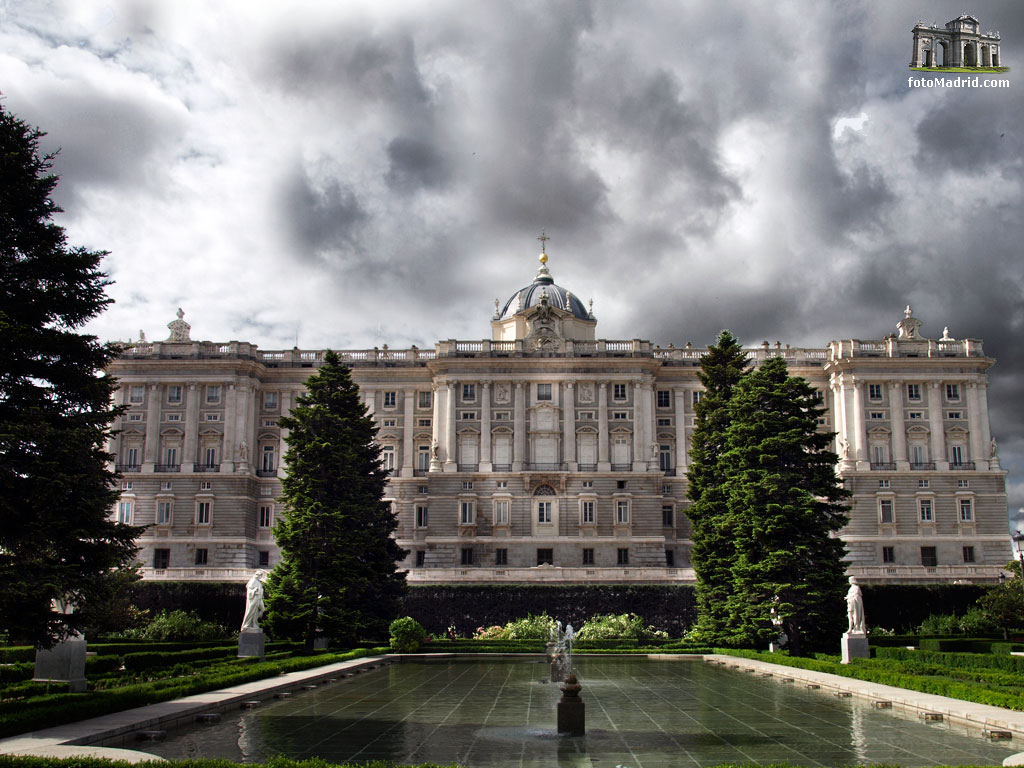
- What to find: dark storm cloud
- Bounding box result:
[915,100,1016,171]
[278,163,368,257]
[385,136,451,192]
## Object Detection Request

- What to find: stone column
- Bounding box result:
[107,386,126,467]
[597,381,610,471]
[278,390,293,477]
[966,382,985,468]
[513,382,526,472]
[222,383,237,473]
[430,383,441,463]
[563,382,576,470]
[182,381,200,472]
[401,388,415,477]
[480,383,492,472]
[889,382,907,470]
[444,381,457,471]
[234,381,254,473]
[632,380,647,472]
[928,382,947,470]
[977,381,993,466]
[852,379,868,469]
[364,390,375,416]
[142,384,161,470]
[674,388,688,473]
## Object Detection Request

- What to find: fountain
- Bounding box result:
[549,621,585,735]
[548,621,575,683]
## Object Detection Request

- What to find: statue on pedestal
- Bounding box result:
[846,576,866,635]
[241,570,267,630]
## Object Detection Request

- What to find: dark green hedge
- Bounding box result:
[126,581,247,627]
[401,584,698,637]
[861,584,990,632]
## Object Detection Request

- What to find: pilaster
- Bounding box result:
[597,381,610,471]
[142,384,161,470]
[674,388,688,473]
[444,381,457,472]
[928,382,948,470]
[563,382,576,470]
[480,383,492,472]
[513,382,526,472]
[182,381,200,471]
[889,382,908,470]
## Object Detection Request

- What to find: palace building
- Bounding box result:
[108,248,1010,585]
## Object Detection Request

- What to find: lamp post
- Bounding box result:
[1012,531,1024,601]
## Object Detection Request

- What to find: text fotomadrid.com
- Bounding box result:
[908,76,1010,88]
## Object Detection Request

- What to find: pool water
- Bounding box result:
[141,657,1016,767]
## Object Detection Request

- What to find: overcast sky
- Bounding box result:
[4,0,1023,523]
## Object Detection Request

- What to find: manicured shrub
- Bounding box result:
[122,610,231,642]
[501,613,558,640]
[389,617,427,652]
[576,613,667,641]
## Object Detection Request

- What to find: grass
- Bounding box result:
[909,66,1010,73]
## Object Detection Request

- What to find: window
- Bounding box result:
[537,501,552,524]
[128,413,143,421]
[381,446,396,472]
[577,411,594,420]
[879,499,894,524]
[665,550,675,567]
[616,500,630,524]
[919,499,933,522]
[612,411,628,420]
[868,384,883,400]
[908,411,924,420]
[617,548,630,565]
[882,546,895,564]
[383,391,396,408]
[918,479,930,488]
[167,385,182,403]
[462,383,476,402]
[417,418,432,427]
[415,505,429,528]
[204,446,218,467]
[260,485,273,495]
[418,391,432,409]
[878,479,890,488]
[946,383,960,401]
[121,481,133,491]
[461,411,477,420]
[656,390,671,408]
[263,392,278,409]
[495,411,511,420]
[258,505,273,528]
[537,383,552,401]
[582,548,594,566]
[153,549,170,569]
[580,500,594,524]
[460,501,475,525]
[963,546,976,563]
[205,413,221,421]
[659,445,672,471]
[959,498,974,522]
[417,445,431,471]
[195,548,208,566]
[907,383,921,400]
[494,500,509,525]
[911,444,927,465]
[417,485,428,494]
[537,549,553,565]
[950,445,965,465]
[164,447,179,467]
[415,551,425,567]
[462,481,474,490]
[263,419,277,427]
[258,550,270,567]
[495,548,508,566]
[920,546,938,567]
[200,481,212,490]
[196,501,212,525]
[166,413,181,422]
[663,485,671,495]
[129,385,144,403]
[206,385,221,403]
[460,548,474,565]
[872,445,888,464]
[947,411,962,420]
[692,391,703,405]
[157,501,172,525]
[613,383,627,400]
[662,505,674,527]
[869,411,884,420]
[496,480,508,489]
[657,418,672,427]
[617,480,627,489]
[117,500,133,524]
[381,418,397,428]
[957,479,970,488]
[582,481,593,489]
[261,445,276,472]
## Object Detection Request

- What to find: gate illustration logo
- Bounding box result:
[911,15,1008,72]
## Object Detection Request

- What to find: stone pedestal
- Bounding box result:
[841,632,870,664]
[557,674,585,736]
[313,637,329,650]
[238,628,266,659]
[34,636,87,692]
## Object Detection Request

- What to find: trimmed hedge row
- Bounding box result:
[860,584,989,632]
[875,646,1024,673]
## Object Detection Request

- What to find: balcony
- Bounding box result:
[193,463,221,473]
[117,464,141,473]
[154,464,181,473]
[909,462,935,471]
[870,462,896,471]
[950,462,976,471]
[457,464,479,472]
[256,468,277,477]
[413,468,429,477]
[492,464,512,472]
[526,463,567,472]
[663,468,677,477]
[577,464,597,472]
[611,464,632,472]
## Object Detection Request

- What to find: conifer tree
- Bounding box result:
[686,330,750,642]
[720,357,849,655]
[264,350,406,648]
[0,105,141,647]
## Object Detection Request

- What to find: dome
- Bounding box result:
[497,257,591,321]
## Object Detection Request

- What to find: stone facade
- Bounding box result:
[911,15,1002,68]
[107,257,1010,586]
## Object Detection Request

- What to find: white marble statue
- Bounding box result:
[845,576,866,635]
[241,570,267,630]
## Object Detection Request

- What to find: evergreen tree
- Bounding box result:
[720,357,849,655]
[686,330,750,642]
[0,105,141,647]
[264,350,406,648]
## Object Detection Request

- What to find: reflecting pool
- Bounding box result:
[141,657,1016,767]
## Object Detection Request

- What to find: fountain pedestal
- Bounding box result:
[239,628,266,659]
[841,631,869,664]
[557,673,585,736]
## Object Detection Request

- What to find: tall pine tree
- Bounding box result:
[686,330,750,642]
[720,356,849,655]
[0,105,141,647]
[264,350,406,648]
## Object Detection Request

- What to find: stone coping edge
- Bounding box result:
[707,653,1024,740]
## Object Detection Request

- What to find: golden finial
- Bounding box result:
[537,231,550,264]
